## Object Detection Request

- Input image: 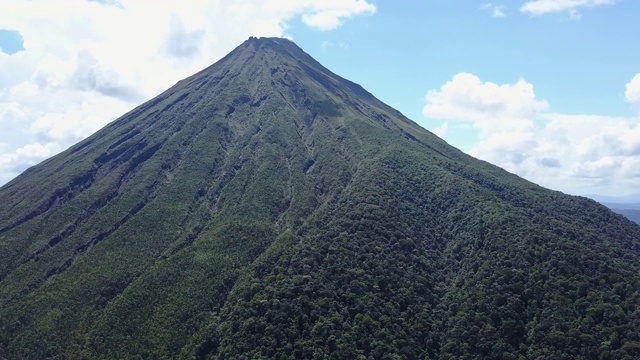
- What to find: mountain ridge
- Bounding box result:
[1,37,640,359]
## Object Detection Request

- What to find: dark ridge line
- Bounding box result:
[107,128,142,151]
[43,257,74,281]
[172,224,205,255]
[161,125,237,258]
[94,140,147,168]
[44,145,178,283]
[393,126,452,161]
[18,189,121,268]
[67,136,97,155]
[121,143,162,177]
[297,60,376,105]
[225,106,235,118]
[43,200,146,280]
[2,138,161,238]
[160,92,190,114]
[0,168,97,235]
[233,95,251,106]
[1,141,162,238]
[14,142,165,274]
[251,95,268,108]
[225,95,253,118]
[73,201,146,256]
[302,159,315,173]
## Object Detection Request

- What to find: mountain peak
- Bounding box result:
[245,35,293,45]
[243,36,305,54]
[205,35,359,92]
[166,35,421,145]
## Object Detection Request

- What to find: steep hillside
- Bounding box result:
[1,37,639,360]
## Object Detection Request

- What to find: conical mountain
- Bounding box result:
[1,37,640,359]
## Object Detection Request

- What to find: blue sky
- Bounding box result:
[0,0,639,198]
[0,29,24,54]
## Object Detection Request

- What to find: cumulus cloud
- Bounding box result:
[0,142,61,185]
[423,73,548,133]
[625,74,640,110]
[432,122,449,138]
[70,50,145,101]
[301,0,376,30]
[538,157,561,168]
[163,16,206,59]
[0,0,376,186]
[423,73,640,196]
[520,0,615,16]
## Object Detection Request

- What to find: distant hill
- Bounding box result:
[611,209,640,224]
[589,193,640,204]
[1,37,640,359]
[602,202,640,211]
[600,202,640,225]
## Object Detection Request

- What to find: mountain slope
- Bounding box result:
[1,37,640,359]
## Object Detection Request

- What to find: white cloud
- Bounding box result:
[432,122,449,138]
[0,142,61,185]
[493,7,506,17]
[320,40,349,52]
[423,73,548,133]
[520,0,615,16]
[481,3,506,17]
[423,73,640,196]
[162,16,206,59]
[301,0,376,30]
[625,74,640,110]
[0,0,376,186]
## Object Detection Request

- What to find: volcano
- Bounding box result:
[1,37,639,359]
